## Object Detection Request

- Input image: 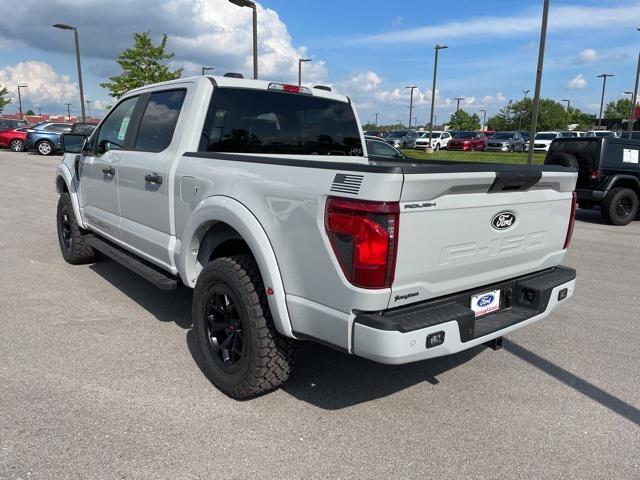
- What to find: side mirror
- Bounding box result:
[61,133,87,154]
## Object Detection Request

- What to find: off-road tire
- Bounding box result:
[193,255,298,399]
[601,187,639,226]
[56,192,96,264]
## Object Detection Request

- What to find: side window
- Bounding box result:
[95,96,138,154]
[369,140,400,157]
[135,90,186,152]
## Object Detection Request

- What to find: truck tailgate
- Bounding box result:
[390,168,577,308]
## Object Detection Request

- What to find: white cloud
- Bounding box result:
[0,61,77,112]
[0,0,328,89]
[354,2,640,44]
[568,73,588,89]
[576,48,599,63]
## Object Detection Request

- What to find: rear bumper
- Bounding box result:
[352,266,576,365]
[576,188,605,203]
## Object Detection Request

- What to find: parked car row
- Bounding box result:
[0,122,96,155]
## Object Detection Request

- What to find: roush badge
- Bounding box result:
[491,211,517,230]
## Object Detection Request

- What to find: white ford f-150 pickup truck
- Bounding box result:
[56,75,577,399]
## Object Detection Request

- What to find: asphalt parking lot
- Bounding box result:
[0,150,638,479]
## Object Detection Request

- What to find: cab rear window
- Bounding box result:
[199,88,362,156]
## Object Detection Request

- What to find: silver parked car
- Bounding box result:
[485,131,525,152]
[385,130,419,149]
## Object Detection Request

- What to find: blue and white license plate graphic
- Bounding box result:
[470,289,501,317]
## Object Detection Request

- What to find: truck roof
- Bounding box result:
[126,75,349,104]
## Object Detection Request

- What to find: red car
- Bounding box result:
[0,127,28,152]
[448,131,487,151]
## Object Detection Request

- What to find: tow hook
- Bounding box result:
[485,337,503,351]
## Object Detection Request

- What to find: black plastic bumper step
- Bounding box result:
[354,266,576,342]
[85,234,179,291]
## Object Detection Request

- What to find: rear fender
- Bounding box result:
[178,195,295,338]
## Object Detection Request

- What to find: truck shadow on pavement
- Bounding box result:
[89,260,640,420]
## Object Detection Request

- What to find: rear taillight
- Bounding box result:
[589,168,602,180]
[325,197,399,289]
[563,192,577,250]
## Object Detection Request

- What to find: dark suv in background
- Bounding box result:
[545,136,640,225]
[26,122,73,155]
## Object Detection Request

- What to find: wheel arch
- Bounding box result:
[178,195,295,338]
[605,175,640,195]
[55,163,85,229]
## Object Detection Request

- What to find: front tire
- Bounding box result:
[57,192,96,264]
[193,255,298,399]
[10,139,25,152]
[602,188,639,226]
[36,140,54,156]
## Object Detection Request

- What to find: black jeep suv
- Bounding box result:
[545,136,640,226]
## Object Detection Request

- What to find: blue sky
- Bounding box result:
[0,0,639,124]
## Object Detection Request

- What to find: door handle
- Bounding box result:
[145,173,163,185]
[102,166,115,176]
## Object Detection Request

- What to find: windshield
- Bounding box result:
[535,133,557,140]
[419,132,440,138]
[454,132,475,139]
[387,131,407,138]
[199,88,363,156]
[594,131,614,138]
[561,131,578,137]
[491,132,513,140]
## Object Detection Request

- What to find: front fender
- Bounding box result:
[178,195,295,339]
[56,160,85,229]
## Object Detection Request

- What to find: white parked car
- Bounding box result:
[412,131,452,150]
[586,130,616,138]
[530,131,563,152]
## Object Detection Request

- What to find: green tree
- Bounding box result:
[25,109,35,116]
[448,109,481,130]
[100,31,182,98]
[487,98,576,131]
[604,98,633,119]
[0,84,11,114]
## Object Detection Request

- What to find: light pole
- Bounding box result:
[479,109,487,131]
[202,66,214,76]
[518,90,530,130]
[629,28,640,138]
[527,0,549,166]
[298,58,311,85]
[53,23,86,122]
[561,99,571,131]
[454,96,464,112]
[17,84,27,120]
[374,112,379,126]
[229,0,258,79]
[86,99,92,119]
[428,44,448,152]
[597,73,615,128]
[66,103,72,121]
[36,105,41,117]
[412,117,417,128]
[406,86,417,130]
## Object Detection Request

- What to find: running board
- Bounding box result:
[85,234,179,291]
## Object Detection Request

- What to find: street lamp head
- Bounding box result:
[435,44,448,50]
[299,58,311,63]
[561,99,570,102]
[53,23,75,30]
[406,85,417,89]
[228,0,255,8]
[597,73,615,78]
[18,84,27,88]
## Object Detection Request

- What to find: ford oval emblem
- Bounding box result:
[492,211,516,230]
[478,294,494,307]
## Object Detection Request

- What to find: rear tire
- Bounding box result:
[601,187,638,226]
[57,192,96,264]
[193,255,298,399]
[36,140,54,156]
[9,139,25,152]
